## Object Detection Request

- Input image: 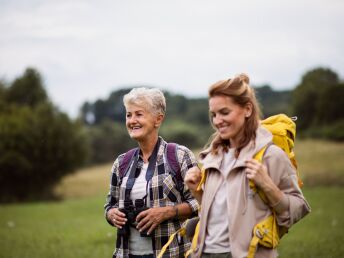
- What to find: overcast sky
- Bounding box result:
[1,0,343,117]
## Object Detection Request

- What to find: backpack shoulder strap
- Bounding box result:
[166,143,183,186]
[196,167,207,191]
[118,148,138,179]
[250,144,271,204]
[166,143,182,181]
[120,144,183,184]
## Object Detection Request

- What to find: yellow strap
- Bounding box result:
[250,146,269,204]
[248,147,283,258]
[184,165,204,257]
[247,235,260,258]
[184,220,200,257]
[196,167,207,191]
[185,248,193,257]
[157,227,186,258]
[254,146,266,163]
[192,221,200,249]
[272,211,278,247]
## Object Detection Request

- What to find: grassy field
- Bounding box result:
[0,196,113,258]
[295,139,344,186]
[1,139,344,258]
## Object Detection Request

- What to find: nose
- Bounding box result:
[126,115,137,124]
[212,115,222,127]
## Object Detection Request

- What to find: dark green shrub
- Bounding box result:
[85,120,135,164]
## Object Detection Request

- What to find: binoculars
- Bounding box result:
[117,199,150,237]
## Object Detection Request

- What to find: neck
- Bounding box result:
[229,127,245,148]
[138,135,159,163]
[229,139,238,148]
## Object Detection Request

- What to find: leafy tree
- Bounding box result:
[255,85,292,117]
[183,98,210,125]
[0,69,88,202]
[6,67,48,107]
[316,83,344,124]
[79,85,294,162]
[81,89,130,125]
[160,120,212,149]
[0,80,6,110]
[86,120,135,164]
[108,89,130,122]
[164,93,188,119]
[292,67,342,130]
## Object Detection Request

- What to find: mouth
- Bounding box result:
[218,125,229,133]
[129,125,142,132]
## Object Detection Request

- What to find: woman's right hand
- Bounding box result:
[107,208,127,228]
[185,166,202,192]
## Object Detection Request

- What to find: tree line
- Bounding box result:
[0,69,88,202]
[1,67,343,202]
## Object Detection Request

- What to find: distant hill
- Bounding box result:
[254,85,292,117]
[79,85,292,125]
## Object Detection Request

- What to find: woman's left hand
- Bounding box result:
[135,207,170,235]
[245,159,272,189]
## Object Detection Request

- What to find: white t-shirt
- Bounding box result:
[203,148,236,253]
[129,163,154,255]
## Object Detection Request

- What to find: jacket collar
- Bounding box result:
[200,126,273,171]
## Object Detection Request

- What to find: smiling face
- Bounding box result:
[209,95,252,148]
[125,104,163,142]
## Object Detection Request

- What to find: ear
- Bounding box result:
[245,103,253,118]
[154,114,164,128]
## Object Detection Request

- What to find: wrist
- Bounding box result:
[172,205,179,220]
[259,177,275,192]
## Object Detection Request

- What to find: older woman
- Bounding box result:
[185,74,310,258]
[104,87,199,258]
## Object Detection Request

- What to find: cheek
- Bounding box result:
[232,112,246,126]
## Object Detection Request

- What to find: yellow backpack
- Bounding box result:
[247,114,302,258]
[158,114,302,258]
[258,114,302,187]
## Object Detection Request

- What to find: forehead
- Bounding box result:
[209,95,237,111]
[125,104,147,113]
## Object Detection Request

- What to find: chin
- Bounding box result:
[130,133,146,141]
[219,132,231,139]
[129,133,140,139]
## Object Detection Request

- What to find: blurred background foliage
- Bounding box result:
[1,66,344,202]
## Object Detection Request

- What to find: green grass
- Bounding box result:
[0,196,115,258]
[1,139,344,257]
[278,187,344,258]
[54,163,111,199]
[1,189,343,258]
[295,139,344,186]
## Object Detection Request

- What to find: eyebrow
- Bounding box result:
[126,109,145,113]
[210,107,229,113]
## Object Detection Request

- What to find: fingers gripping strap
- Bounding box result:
[196,167,207,191]
[250,146,268,203]
[248,145,281,257]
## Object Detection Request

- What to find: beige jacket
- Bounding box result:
[192,127,311,258]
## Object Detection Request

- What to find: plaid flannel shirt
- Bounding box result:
[104,137,199,258]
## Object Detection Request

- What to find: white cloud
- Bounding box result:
[0,0,343,117]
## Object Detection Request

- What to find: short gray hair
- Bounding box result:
[123,87,166,115]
